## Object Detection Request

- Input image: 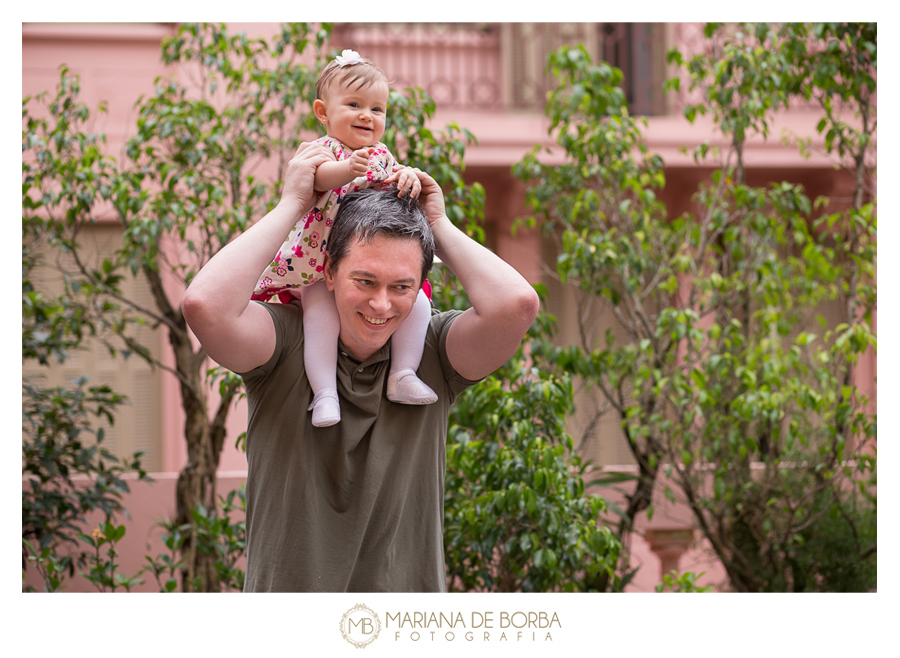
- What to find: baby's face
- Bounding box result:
[320,80,389,151]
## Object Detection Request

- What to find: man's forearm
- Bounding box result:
[432,218,536,321]
[433,215,540,380]
[185,199,304,320]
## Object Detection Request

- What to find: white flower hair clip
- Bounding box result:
[335,49,362,67]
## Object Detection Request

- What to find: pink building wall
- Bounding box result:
[21,472,249,593]
[22,22,874,593]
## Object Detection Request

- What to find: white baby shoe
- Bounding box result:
[386,368,438,405]
[309,390,340,427]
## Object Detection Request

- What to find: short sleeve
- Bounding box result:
[365,142,399,185]
[317,136,348,160]
[238,301,304,384]
[428,308,483,400]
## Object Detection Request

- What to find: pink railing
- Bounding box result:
[331,22,672,116]
[332,23,504,111]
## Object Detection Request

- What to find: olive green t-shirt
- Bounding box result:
[239,301,478,592]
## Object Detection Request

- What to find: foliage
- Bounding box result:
[142,520,188,593]
[143,488,247,592]
[22,69,150,588]
[25,489,247,593]
[22,377,148,576]
[119,23,332,286]
[381,87,485,238]
[441,293,621,592]
[655,570,714,593]
[23,66,146,365]
[514,24,876,592]
[77,521,146,592]
[513,44,671,575]
[665,23,799,181]
[667,22,877,592]
[186,488,247,591]
[782,486,876,591]
[23,539,70,592]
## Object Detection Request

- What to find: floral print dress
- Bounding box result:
[252,136,398,304]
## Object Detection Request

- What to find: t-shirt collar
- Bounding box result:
[337,338,391,368]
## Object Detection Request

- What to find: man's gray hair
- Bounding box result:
[326,187,435,286]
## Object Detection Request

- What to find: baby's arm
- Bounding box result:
[314,147,373,192]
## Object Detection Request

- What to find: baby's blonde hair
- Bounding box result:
[316,54,389,100]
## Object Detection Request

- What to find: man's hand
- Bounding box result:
[347,147,374,179]
[280,141,335,215]
[386,165,423,199]
[406,168,447,230]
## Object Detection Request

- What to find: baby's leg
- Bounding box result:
[301,280,341,427]
[387,288,438,405]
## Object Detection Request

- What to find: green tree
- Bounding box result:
[515,23,875,592]
[441,302,620,591]
[112,22,333,590]
[22,70,150,589]
[514,45,669,588]
[22,25,329,591]
[665,21,876,592]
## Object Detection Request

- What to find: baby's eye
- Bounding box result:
[372,106,384,113]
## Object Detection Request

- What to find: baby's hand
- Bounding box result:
[386,165,423,199]
[347,148,374,179]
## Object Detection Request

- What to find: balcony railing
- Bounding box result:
[332,23,503,110]
[331,22,669,115]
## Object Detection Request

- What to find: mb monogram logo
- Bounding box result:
[340,604,382,648]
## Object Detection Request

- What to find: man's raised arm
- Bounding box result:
[182,142,333,373]
[414,171,540,381]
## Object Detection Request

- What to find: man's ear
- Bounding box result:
[313,99,328,126]
[323,254,335,291]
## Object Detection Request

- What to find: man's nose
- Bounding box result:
[368,288,390,313]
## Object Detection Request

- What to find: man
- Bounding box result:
[182,142,539,591]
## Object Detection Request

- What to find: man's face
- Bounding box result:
[323,233,423,361]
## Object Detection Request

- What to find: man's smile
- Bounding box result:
[361,313,388,325]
